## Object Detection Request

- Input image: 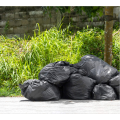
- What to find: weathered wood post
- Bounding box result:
[104,6,114,65]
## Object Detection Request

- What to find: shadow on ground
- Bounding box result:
[19,99,110,105]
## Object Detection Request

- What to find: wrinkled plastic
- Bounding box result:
[93,84,117,100]
[55,61,70,66]
[113,86,120,99]
[38,61,72,87]
[19,56,120,101]
[19,79,60,101]
[63,73,96,100]
[73,55,118,83]
[109,73,120,99]
[109,73,120,86]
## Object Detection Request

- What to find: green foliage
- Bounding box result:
[4,21,9,34]
[42,6,104,18]
[74,27,105,59]
[0,25,120,96]
[112,29,120,71]
[113,22,119,30]
[75,6,104,18]
[0,81,21,96]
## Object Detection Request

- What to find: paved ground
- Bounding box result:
[0,97,120,114]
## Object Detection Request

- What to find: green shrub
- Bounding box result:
[112,30,120,71]
[0,25,120,96]
[113,22,119,30]
[74,27,105,60]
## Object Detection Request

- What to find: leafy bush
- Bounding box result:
[112,29,120,71]
[0,25,120,96]
[113,22,119,30]
[74,27,105,60]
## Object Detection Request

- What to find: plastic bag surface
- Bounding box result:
[93,84,117,100]
[19,79,60,101]
[109,73,120,99]
[73,55,118,83]
[63,73,96,99]
[38,61,72,87]
[109,73,120,86]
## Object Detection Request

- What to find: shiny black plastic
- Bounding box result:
[63,73,96,99]
[109,73,120,99]
[19,79,60,101]
[93,84,117,100]
[73,55,118,83]
[38,61,73,87]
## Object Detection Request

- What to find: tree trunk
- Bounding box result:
[104,6,113,65]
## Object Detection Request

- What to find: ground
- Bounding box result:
[0,97,120,114]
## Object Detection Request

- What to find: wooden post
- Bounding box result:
[104,6,113,65]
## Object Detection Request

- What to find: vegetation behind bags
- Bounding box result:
[0,25,120,96]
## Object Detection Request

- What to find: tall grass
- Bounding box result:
[0,24,120,96]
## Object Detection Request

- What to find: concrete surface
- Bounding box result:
[0,97,120,114]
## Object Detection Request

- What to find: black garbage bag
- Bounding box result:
[62,73,96,100]
[73,55,118,83]
[93,84,117,100]
[55,61,70,66]
[109,73,120,86]
[55,61,79,74]
[112,86,120,99]
[38,61,72,87]
[19,79,60,101]
[109,73,120,99]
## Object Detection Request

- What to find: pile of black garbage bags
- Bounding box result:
[19,55,120,101]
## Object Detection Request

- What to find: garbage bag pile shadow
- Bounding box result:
[19,55,120,101]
